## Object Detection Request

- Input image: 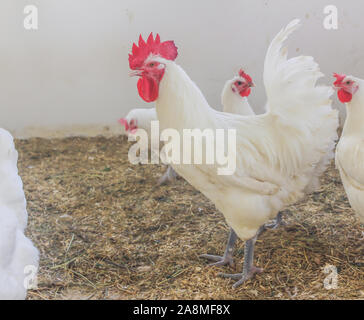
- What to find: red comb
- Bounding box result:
[129,33,178,70]
[238,69,252,83]
[333,73,346,85]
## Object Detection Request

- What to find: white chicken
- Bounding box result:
[0,129,39,299]
[202,70,285,267]
[221,69,255,116]
[128,21,338,287]
[202,65,338,267]
[121,71,255,186]
[119,108,178,185]
[120,72,255,186]
[333,73,364,226]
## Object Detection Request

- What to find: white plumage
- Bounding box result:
[154,20,336,236]
[0,129,39,300]
[121,107,179,184]
[122,107,157,138]
[135,20,339,285]
[222,70,336,195]
[335,76,364,223]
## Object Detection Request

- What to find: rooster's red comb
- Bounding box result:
[129,33,178,70]
[238,69,252,83]
[333,73,346,85]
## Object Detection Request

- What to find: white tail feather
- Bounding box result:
[263,19,338,183]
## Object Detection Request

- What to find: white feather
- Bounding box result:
[123,108,157,138]
[336,77,364,223]
[154,20,338,240]
[0,128,39,300]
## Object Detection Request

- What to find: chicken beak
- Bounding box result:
[129,70,142,77]
[249,82,255,88]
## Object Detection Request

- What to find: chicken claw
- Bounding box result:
[263,211,286,229]
[219,225,265,288]
[157,166,178,185]
[199,254,235,267]
[201,212,285,270]
[219,266,264,288]
[200,228,237,267]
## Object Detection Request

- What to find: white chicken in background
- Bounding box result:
[203,66,338,267]
[202,70,284,267]
[221,69,255,116]
[128,21,338,287]
[0,129,39,299]
[119,108,178,185]
[333,73,364,229]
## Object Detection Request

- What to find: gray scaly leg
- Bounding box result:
[200,212,285,268]
[157,166,178,185]
[200,228,238,267]
[263,211,286,229]
[219,225,266,288]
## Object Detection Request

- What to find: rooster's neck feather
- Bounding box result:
[155,61,216,131]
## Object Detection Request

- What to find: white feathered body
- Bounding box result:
[0,129,39,300]
[221,74,335,195]
[154,20,338,240]
[336,80,364,223]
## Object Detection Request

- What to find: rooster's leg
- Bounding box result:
[157,166,178,185]
[219,225,265,288]
[263,211,285,229]
[200,228,237,267]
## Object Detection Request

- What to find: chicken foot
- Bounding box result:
[200,212,285,267]
[157,166,178,185]
[219,225,266,288]
[263,211,285,229]
[200,228,238,267]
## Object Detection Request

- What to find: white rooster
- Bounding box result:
[0,129,39,299]
[119,108,178,185]
[333,73,364,228]
[120,70,255,186]
[128,21,338,287]
[120,71,255,186]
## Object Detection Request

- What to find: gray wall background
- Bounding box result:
[0,0,362,136]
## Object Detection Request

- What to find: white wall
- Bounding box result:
[0,0,362,137]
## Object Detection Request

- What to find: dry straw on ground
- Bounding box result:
[16,136,363,300]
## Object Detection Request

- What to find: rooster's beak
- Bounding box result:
[129,70,142,77]
[249,82,255,88]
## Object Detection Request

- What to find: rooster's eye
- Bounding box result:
[346,81,351,85]
[237,81,242,85]
[149,63,155,67]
